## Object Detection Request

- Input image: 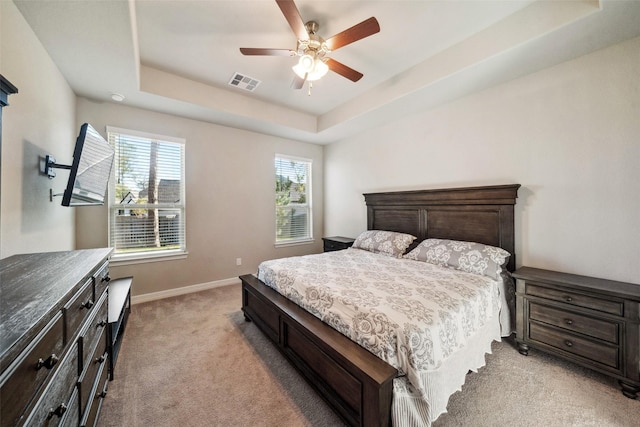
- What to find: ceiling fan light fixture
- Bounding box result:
[292,55,328,82]
[310,59,328,81]
[297,54,315,71]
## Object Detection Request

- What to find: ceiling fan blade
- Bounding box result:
[325,17,380,51]
[291,74,306,90]
[240,48,295,56]
[276,0,308,41]
[326,58,363,82]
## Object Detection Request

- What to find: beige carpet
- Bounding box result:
[98,284,639,427]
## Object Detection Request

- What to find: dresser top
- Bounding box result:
[513,266,640,300]
[0,248,112,366]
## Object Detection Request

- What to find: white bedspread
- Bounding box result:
[257,248,509,426]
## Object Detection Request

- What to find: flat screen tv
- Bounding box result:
[61,123,115,206]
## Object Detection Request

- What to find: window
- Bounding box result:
[275,155,312,245]
[107,126,186,261]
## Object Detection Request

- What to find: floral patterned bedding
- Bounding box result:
[257,247,511,426]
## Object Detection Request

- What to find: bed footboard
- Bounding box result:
[240,274,397,427]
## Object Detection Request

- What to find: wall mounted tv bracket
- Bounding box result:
[44,155,72,201]
[44,155,71,179]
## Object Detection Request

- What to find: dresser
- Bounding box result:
[513,267,640,399]
[0,248,113,426]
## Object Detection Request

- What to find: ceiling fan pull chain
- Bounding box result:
[308,82,313,96]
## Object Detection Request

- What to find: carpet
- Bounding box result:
[98,284,639,427]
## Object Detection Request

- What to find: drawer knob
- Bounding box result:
[564,340,574,347]
[97,390,107,399]
[97,319,108,328]
[564,296,573,302]
[47,403,67,419]
[36,354,59,370]
[80,299,94,310]
[95,354,106,364]
[102,275,111,283]
[564,318,574,325]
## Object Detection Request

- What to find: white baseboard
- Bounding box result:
[131,277,241,305]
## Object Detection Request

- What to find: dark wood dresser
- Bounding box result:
[322,236,355,252]
[0,248,113,426]
[513,266,640,399]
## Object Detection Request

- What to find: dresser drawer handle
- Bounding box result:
[564,340,574,347]
[101,275,111,283]
[97,319,108,328]
[564,296,573,303]
[47,403,67,419]
[97,390,107,399]
[95,354,106,364]
[564,318,574,325]
[35,354,59,370]
[80,299,94,310]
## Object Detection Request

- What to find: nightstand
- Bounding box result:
[513,266,640,399]
[322,236,355,252]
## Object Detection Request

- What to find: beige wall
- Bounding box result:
[324,35,640,285]
[75,98,324,296]
[1,1,77,258]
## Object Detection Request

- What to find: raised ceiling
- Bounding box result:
[13,0,640,144]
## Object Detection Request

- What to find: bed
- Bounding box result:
[240,184,520,426]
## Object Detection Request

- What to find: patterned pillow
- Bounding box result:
[403,238,510,279]
[352,230,417,258]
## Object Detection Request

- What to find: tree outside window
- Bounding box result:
[275,155,312,244]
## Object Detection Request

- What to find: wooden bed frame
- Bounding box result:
[240,184,520,426]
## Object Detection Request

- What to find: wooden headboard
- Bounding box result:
[364,184,520,272]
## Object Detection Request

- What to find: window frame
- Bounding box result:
[107,126,187,265]
[274,154,313,247]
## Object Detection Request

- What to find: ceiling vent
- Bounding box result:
[228,73,261,92]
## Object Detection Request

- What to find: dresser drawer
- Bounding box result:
[0,312,64,427]
[526,283,623,316]
[64,279,96,343]
[24,344,79,427]
[79,335,108,417]
[529,322,619,369]
[93,262,110,302]
[59,387,80,427]
[79,292,109,375]
[81,354,109,427]
[529,303,619,343]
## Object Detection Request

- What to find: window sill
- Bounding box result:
[110,249,188,267]
[274,238,315,248]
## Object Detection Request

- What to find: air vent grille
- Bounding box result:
[228,73,261,92]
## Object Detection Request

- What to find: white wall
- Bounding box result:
[75,98,324,296]
[0,1,77,258]
[324,35,640,285]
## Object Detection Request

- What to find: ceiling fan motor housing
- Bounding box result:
[298,21,329,60]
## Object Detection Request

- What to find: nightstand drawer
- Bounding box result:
[529,303,619,343]
[529,322,619,369]
[322,237,355,252]
[526,284,623,316]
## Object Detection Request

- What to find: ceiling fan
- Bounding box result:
[240,0,380,90]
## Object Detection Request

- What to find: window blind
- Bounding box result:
[107,127,186,257]
[275,155,312,244]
